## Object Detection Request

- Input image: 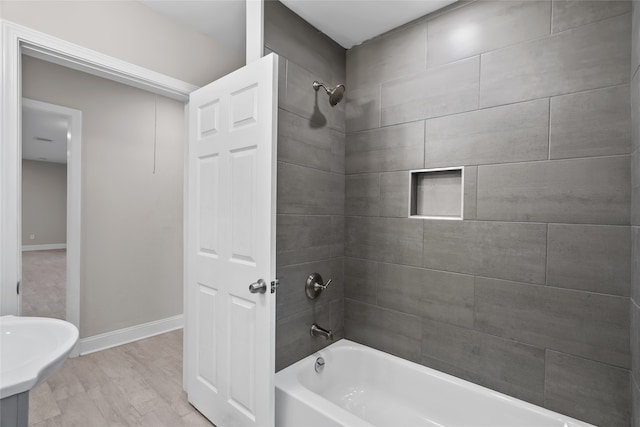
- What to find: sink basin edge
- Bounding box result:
[0,315,79,399]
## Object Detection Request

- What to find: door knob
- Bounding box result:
[249,279,267,294]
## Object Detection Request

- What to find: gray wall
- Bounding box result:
[631,3,640,426]
[344,2,633,425]
[21,160,67,246]
[264,0,346,371]
[23,56,184,338]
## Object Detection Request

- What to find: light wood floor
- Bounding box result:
[22,249,66,319]
[29,330,214,427]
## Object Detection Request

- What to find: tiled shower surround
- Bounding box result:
[270,1,638,425]
[631,3,640,427]
[266,1,347,371]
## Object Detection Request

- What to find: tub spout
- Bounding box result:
[310,323,333,340]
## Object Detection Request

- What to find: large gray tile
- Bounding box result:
[633,376,640,427]
[282,60,345,132]
[381,56,480,126]
[552,0,631,33]
[380,171,410,218]
[346,121,424,174]
[480,14,631,108]
[475,277,630,368]
[276,303,331,371]
[463,166,477,220]
[276,258,344,320]
[346,216,423,267]
[424,99,549,168]
[547,224,631,296]
[265,0,344,85]
[544,350,630,427]
[277,162,344,215]
[328,298,345,343]
[276,215,331,268]
[633,227,640,303]
[344,257,378,305]
[633,300,640,386]
[427,1,551,68]
[330,130,345,174]
[477,156,631,225]
[633,2,640,78]
[378,263,474,328]
[422,220,547,284]
[421,319,545,405]
[344,299,421,362]
[549,85,631,159]
[345,84,381,133]
[633,150,640,226]
[345,174,380,217]
[633,72,640,153]
[278,108,342,172]
[346,21,427,89]
[330,216,344,258]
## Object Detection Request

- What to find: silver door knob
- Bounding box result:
[249,279,267,294]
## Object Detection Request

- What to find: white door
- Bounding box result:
[186,53,278,427]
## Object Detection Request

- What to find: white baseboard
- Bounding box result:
[78,314,183,356]
[22,243,67,251]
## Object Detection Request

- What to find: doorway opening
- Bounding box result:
[20,98,81,324]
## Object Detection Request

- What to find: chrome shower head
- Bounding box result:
[313,81,345,107]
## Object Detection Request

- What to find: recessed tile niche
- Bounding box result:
[410,167,464,220]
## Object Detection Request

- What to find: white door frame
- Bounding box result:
[0,20,197,326]
[21,98,82,331]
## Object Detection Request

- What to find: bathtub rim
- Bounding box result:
[275,339,596,427]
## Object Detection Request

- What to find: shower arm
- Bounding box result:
[312,81,331,95]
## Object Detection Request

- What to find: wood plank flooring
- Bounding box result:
[29,330,214,427]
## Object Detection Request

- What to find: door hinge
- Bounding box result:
[17,281,20,295]
[271,279,279,294]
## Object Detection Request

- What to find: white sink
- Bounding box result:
[0,315,78,399]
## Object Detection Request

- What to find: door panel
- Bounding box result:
[186,53,277,427]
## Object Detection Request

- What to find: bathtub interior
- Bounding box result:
[280,340,593,427]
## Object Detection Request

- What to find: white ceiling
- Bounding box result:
[142,0,457,53]
[279,0,458,48]
[22,106,69,164]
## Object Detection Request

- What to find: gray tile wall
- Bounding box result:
[631,3,640,426]
[345,2,633,425]
[265,0,346,371]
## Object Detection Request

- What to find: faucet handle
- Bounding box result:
[316,278,332,291]
[305,273,333,300]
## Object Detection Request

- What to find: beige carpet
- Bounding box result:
[22,249,66,319]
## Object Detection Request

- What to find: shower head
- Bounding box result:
[313,81,345,107]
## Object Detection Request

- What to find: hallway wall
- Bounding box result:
[23,56,184,339]
[22,160,67,246]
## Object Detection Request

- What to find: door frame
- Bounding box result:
[21,98,82,332]
[0,20,197,331]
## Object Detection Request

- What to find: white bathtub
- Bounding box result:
[275,340,594,427]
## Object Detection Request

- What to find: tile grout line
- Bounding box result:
[347,82,630,136]
[343,253,630,300]
[547,97,552,160]
[545,223,549,285]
